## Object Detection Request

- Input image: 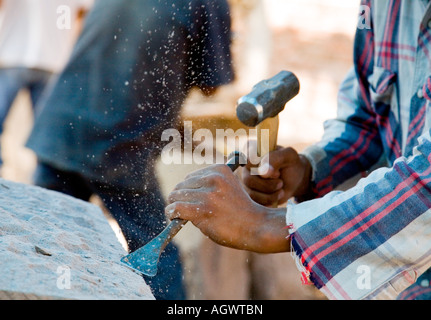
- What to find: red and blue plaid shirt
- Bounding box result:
[288,0,431,300]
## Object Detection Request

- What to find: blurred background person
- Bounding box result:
[26,0,234,300]
[0,0,92,174]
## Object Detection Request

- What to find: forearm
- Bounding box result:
[288,134,431,299]
[301,69,383,199]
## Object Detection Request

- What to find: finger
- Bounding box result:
[182,166,214,179]
[257,147,299,178]
[246,187,285,207]
[165,201,202,221]
[184,164,231,180]
[245,152,278,178]
[182,163,228,179]
[269,147,300,169]
[172,175,205,191]
[244,140,261,169]
[173,166,230,191]
[167,188,204,204]
[242,167,284,193]
[255,160,278,179]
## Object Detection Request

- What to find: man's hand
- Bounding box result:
[243,146,312,206]
[166,164,291,253]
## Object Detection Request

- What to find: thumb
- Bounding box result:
[257,147,299,178]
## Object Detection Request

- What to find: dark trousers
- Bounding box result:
[0,67,52,165]
[33,161,186,300]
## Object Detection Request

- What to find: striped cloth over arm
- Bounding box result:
[288,0,431,300]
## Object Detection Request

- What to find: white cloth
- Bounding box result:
[0,0,93,72]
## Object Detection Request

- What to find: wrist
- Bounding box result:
[252,206,291,253]
[294,155,313,198]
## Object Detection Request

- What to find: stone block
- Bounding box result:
[0,179,154,300]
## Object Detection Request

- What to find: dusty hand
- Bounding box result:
[166,164,290,253]
[243,145,312,206]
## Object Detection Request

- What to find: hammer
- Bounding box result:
[120,71,300,277]
[237,70,300,206]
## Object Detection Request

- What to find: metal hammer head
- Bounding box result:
[236,71,300,127]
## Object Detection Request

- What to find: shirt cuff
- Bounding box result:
[299,145,326,183]
[285,200,314,285]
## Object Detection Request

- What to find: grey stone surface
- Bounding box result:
[0,178,154,300]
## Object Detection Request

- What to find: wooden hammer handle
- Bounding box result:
[257,115,280,208]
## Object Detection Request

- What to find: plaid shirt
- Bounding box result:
[288,0,431,300]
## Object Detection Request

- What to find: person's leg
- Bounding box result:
[33,161,94,201]
[33,160,185,299]
[26,68,53,108]
[94,180,186,300]
[0,68,28,166]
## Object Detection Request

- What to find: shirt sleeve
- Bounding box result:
[286,0,431,299]
[300,1,384,198]
[300,68,384,198]
[287,133,431,299]
[186,0,234,88]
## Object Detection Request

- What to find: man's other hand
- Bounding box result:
[243,144,312,206]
